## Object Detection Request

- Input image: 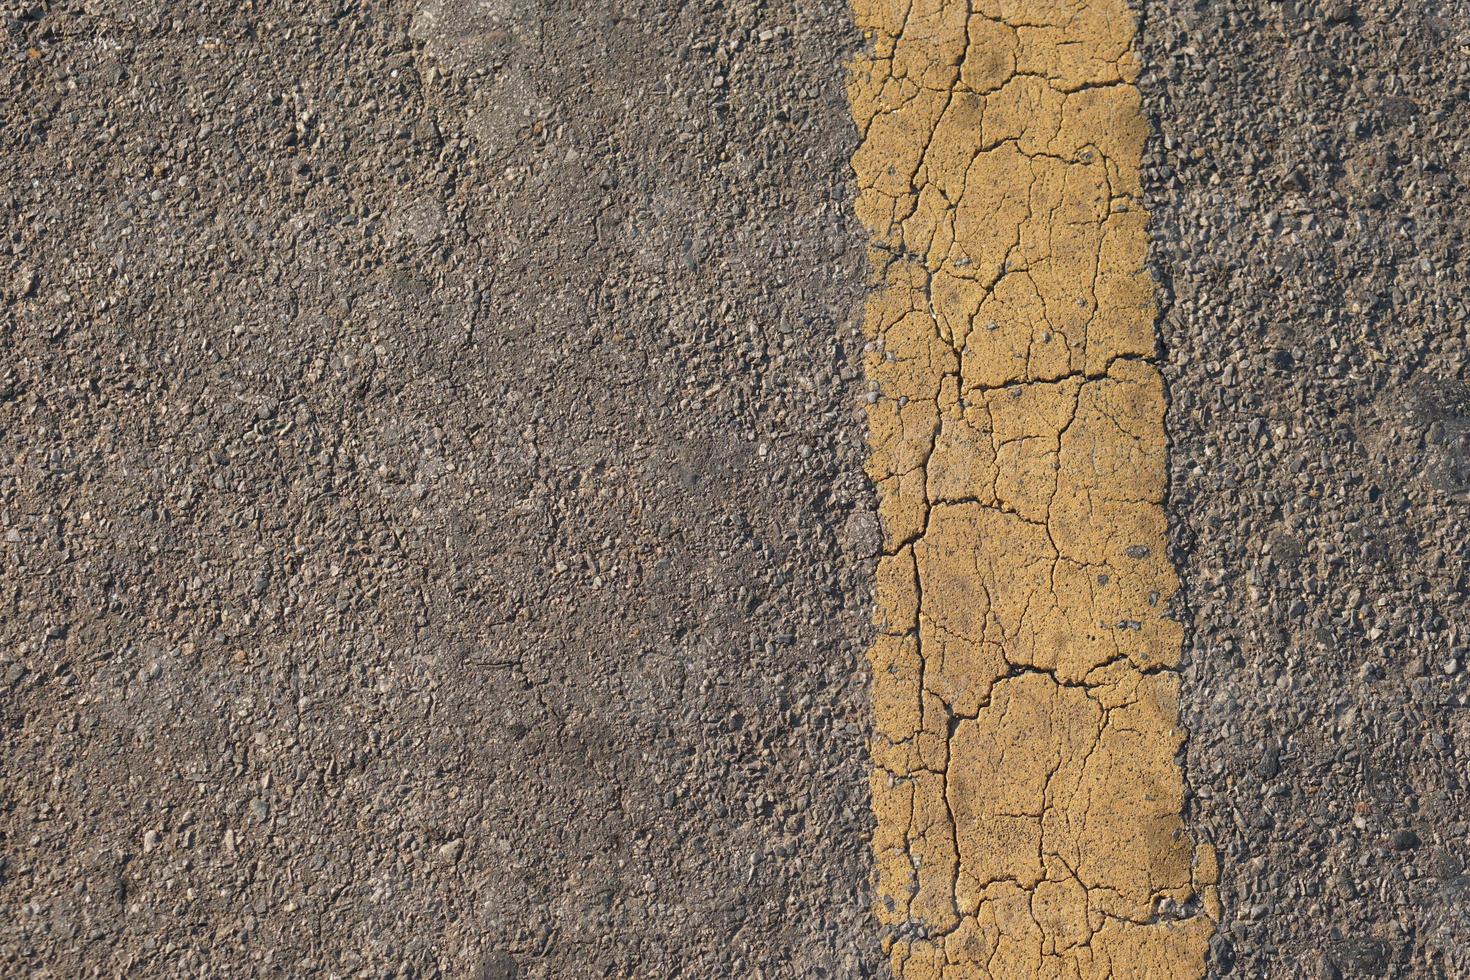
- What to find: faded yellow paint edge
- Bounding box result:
[846,0,1219,976]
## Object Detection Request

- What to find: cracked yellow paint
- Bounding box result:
[847,0,1218,975]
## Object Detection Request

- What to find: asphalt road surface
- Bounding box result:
[3,1,1468,978]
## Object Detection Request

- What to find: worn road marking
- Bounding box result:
[846,0,1218,974]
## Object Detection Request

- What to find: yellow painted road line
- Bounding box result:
[847,0,1219,975]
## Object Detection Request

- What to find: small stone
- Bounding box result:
[142,829,160,853]
[1389,829,1420,851]
[1329,938,1388,972]
[11,265,36,298]
[475,951,520,980]
[438,838,465,863]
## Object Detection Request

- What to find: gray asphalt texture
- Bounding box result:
[1142,1,1470,977]
[1,1,880,977]
[5,1,1470,979]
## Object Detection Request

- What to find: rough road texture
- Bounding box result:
[848,0,1215,974]
[6,0,1470,977]
[1141,1,1470,977]
[0,1,884,976]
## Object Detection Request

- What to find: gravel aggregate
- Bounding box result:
[1141,2,1470,976]
[0,1,880,976]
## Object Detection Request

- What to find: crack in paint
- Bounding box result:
[847,0,1218,975]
